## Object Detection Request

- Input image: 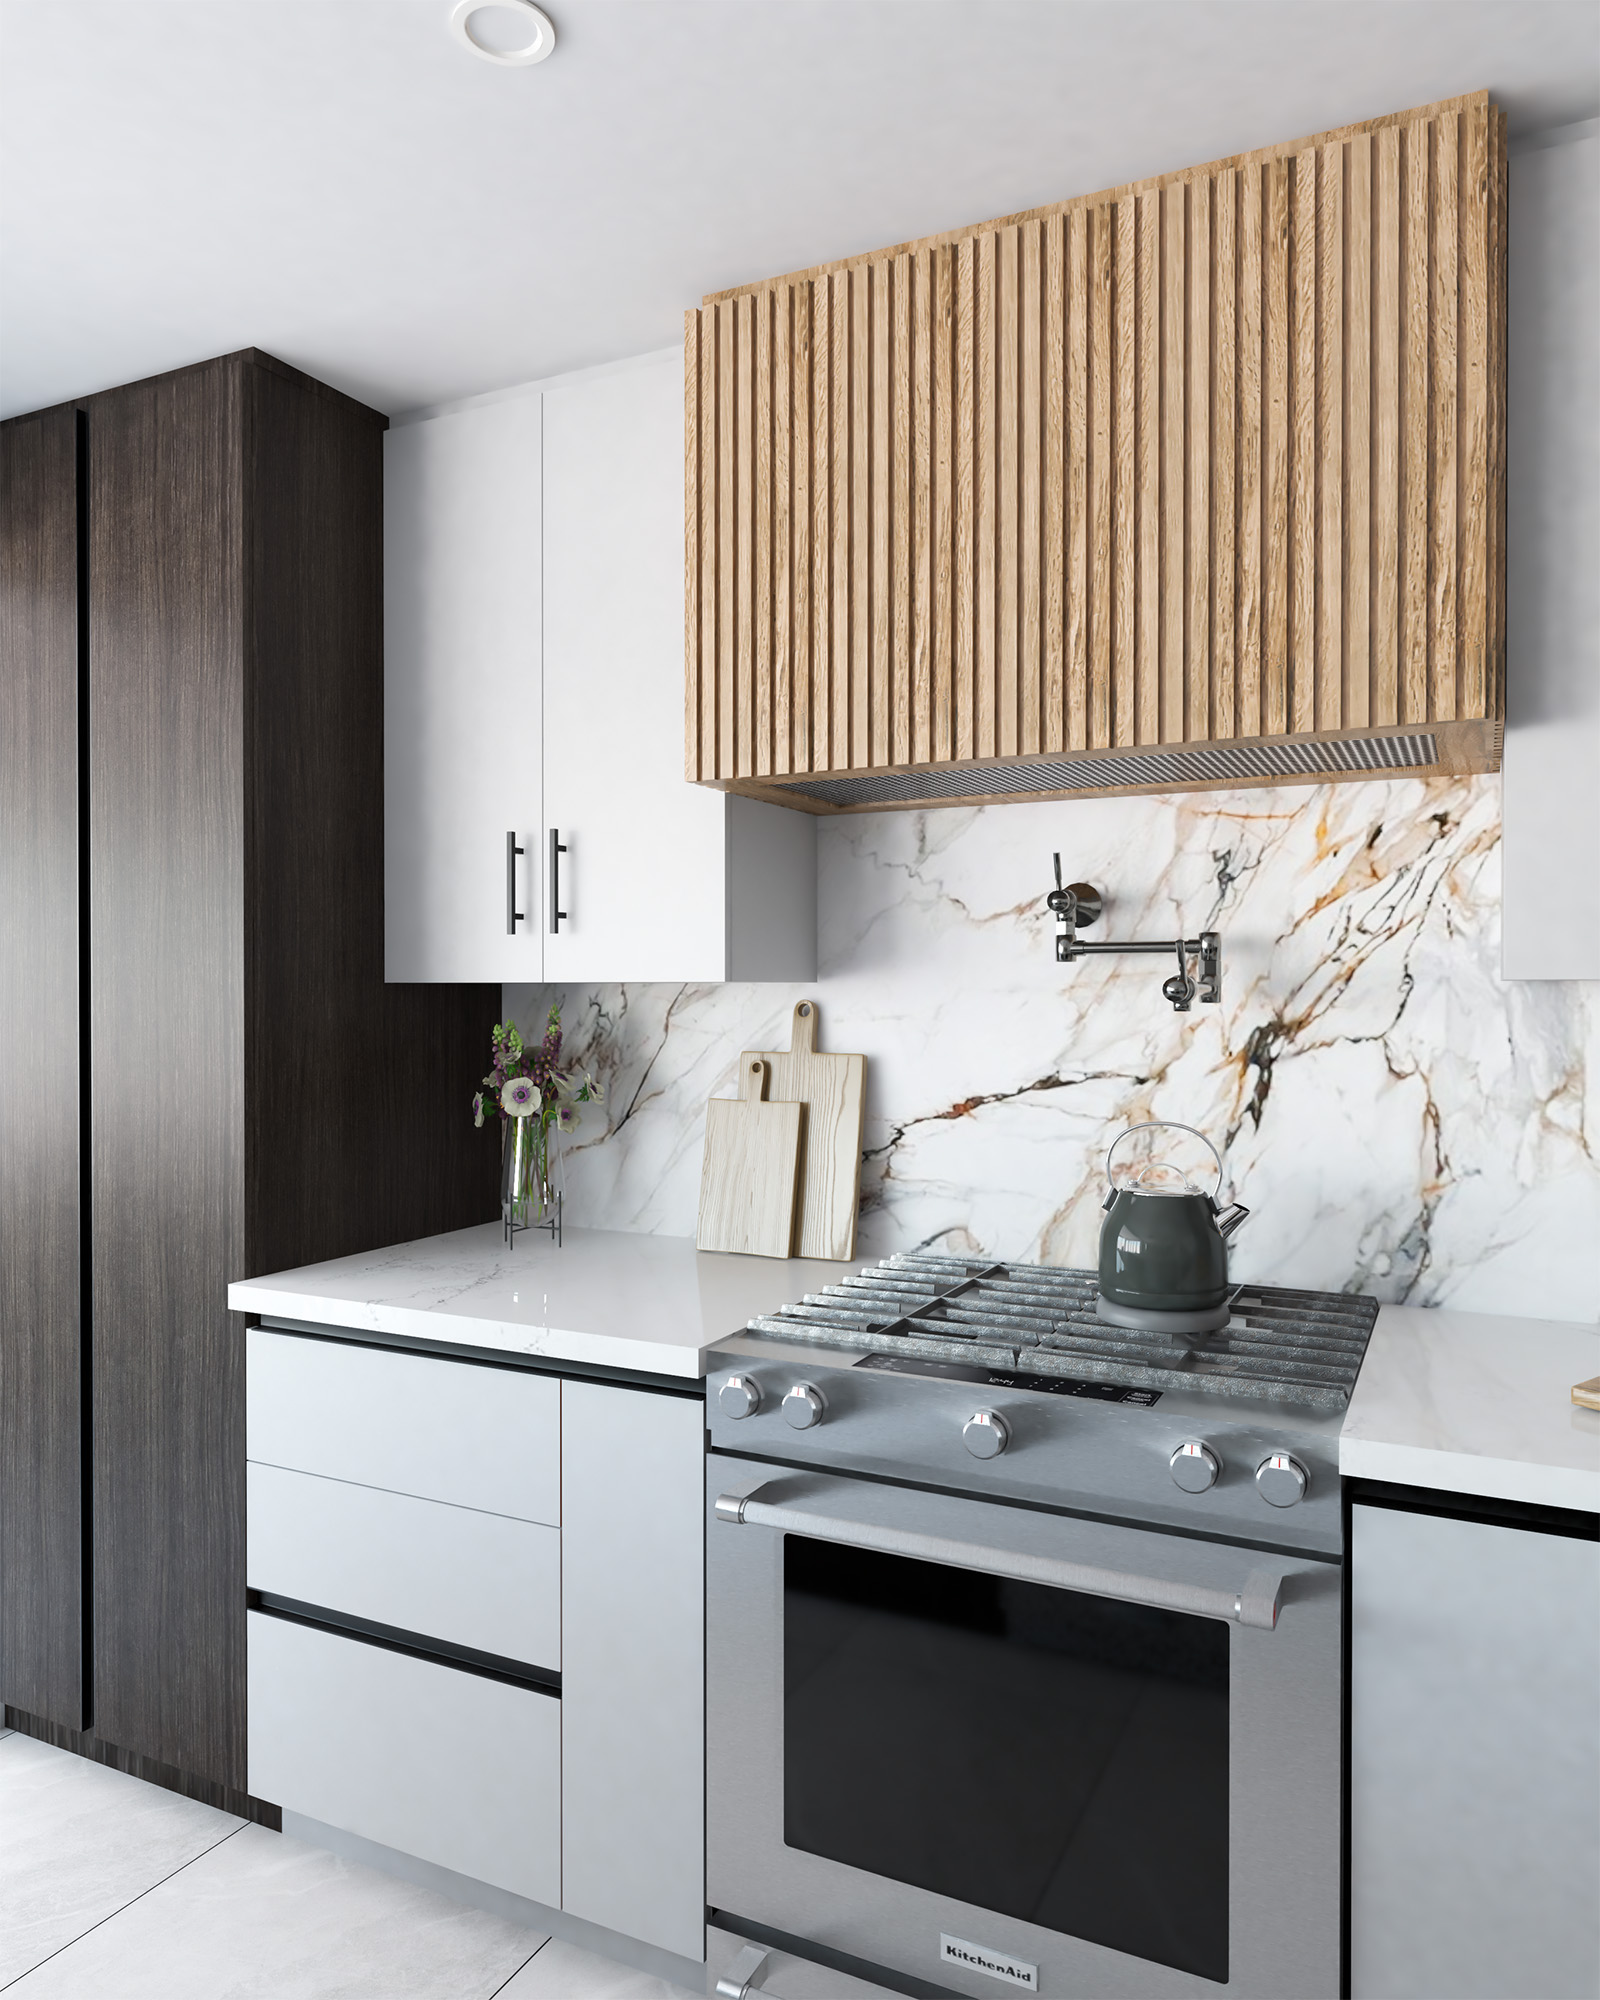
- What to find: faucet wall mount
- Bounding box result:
[1048,856,1222,1013]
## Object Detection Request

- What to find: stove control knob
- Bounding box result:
[782,1383,827,1430]
[1170,1441,1221,1492]
[718,1375,761,1420]
[963,1411,1009,1459]
[1256,1452,1309,1507]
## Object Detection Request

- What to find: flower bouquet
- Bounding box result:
[474,1006,601,1245]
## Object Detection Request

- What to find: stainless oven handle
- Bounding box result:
[715,1484,1285,1630]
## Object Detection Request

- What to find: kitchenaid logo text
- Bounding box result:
[939,1935,1039,1990]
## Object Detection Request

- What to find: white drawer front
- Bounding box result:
[248,1462,559,1670]
[247,1611,560,1907]
[246,1326,559,1524]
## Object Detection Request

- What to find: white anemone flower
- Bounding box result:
[501,1076,539,1118]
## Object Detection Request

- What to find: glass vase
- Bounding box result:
[501,1115,562,1245]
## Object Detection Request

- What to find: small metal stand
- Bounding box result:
[1047,855,1222,1012]
[504,1189,563,1250]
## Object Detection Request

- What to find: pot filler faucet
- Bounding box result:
[1047,856,1222,1012]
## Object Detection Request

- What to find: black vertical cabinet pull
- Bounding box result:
[506,832,525,934]
[549,827,567,933]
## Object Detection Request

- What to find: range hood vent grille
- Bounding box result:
[773,732,1439,809]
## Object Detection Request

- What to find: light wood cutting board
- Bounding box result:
[696,1057,802,1258]
[742,1000,866,1261]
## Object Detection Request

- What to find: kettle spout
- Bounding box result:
[1216,1202,1250,1239]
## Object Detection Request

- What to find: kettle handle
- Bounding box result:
[1106,1121,1224,1201]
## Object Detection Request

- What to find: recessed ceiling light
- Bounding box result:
[449,0,556,67]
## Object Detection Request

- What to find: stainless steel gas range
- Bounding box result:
[705,1253,1378,2000]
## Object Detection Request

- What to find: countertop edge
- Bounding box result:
[227,1282,709,1381]
[1340,1434,1600,1514]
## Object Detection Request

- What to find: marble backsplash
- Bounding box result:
[506,775,1600,1323]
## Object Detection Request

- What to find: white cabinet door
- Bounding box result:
[385,393,543,982]
[248,1612,561,1907]
[542,352,815,982]
[1351,1502,1600,1999]
[560,1380,704,1961]
[246,1326,560,1525]
[247,1462,562,1670]
[1502,126,1600,979]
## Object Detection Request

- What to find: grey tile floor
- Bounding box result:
[0,1728,701,1999]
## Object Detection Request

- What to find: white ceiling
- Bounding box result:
[2,0,1596,422]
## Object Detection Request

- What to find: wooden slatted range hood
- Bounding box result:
[684,91,1506,813]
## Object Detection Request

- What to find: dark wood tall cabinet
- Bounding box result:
[1,350,500,1815]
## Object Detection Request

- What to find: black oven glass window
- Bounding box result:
[783,1535,1229,1984]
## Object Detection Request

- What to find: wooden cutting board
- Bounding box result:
[1573,1376,1600,1412]
[696,1057,802,1258]
[743,1000,866,1261]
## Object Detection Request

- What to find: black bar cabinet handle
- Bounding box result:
[549,829,567,933]
[506,832,525,935]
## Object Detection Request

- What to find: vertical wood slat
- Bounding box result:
[892,255,912,769]
[911,250,932,768]
[1316,140,1343,732]
[1112,199,1136,748]
[1160,182,1185,743]
[1136,190,1160,745]
[954,237,975,761]
[772,287,792,774]
[1237,163,1263,740]
[1290,149,1316,737]
[791,282,812,771]
[869,259,890,767]
[687,92,1504,794]
[1213,170,1236,742]
[1372,129,1400,728]
[1088,205,1113,750]
[753,290,772,777]
[1432,112,1459,722]
[1043,217,1066,753]
[1065,209,1089,750]
[1019,222,1043,756]
[831,270,850,770]
[736,295,755,777]
[717,300,736,781]
[975,231,997,760]
[1345,134,1372,729]
[1187,176,1211,744]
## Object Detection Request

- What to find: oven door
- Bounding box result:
[707,1457,1341,2000]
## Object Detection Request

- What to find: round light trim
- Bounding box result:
[449,0,556,66]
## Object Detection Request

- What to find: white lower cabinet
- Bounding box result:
[245,1332,708,1967]
[1351,1501,1600,1999]
[559,1381,705,1962]
[247,1612,561,1907]
[247,1462,561,1670]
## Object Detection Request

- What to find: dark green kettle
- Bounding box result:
[1096,1122,1249,1331]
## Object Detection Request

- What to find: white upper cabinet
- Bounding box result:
[1502,126,1600,980]
[385,394,544,982]
[385,352,814,986]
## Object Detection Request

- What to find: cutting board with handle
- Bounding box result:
[743,1000,866,1261]
[696,1057,802,1258]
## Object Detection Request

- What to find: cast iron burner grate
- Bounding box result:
[747,1252,1380,1409]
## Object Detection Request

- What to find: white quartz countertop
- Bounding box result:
[1341,1303,1600,1512]
[228,1222,863,1379]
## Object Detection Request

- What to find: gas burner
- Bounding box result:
[747,1251,1378,1409]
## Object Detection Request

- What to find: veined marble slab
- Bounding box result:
[1342,1303,1600,1511]
[228,1223,863,1378]
[509,775,1600,1328]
